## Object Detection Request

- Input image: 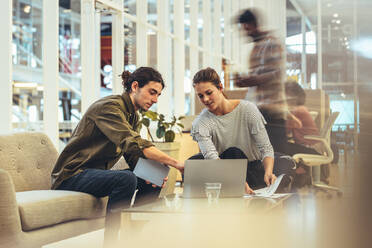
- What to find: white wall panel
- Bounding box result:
[0,0,12,134]
[174,0,185,116]
[43,0,59,147]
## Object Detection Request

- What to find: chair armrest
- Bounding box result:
[0,169,23,246]
[294,135,334,165]
[303,135,331,152]
[303,135,324,142]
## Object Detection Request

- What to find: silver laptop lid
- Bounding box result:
[183,159,247,198]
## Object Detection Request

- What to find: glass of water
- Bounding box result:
[204,182,222,204]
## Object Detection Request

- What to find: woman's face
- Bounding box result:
[194,82,224,112]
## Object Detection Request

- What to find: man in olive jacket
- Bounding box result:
[51,67,184,243]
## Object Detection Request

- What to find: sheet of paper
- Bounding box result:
[244,174,285,198]
[133,158,170,187]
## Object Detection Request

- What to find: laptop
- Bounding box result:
[183,159,247,198]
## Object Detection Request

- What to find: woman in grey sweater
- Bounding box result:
[190,67,277,194]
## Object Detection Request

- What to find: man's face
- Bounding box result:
[242,23,257,38]
[131,81,163,111]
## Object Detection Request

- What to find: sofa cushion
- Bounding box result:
[16,190,107,231]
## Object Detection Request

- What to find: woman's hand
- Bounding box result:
[245,182,255,195]
[264,173,277,186]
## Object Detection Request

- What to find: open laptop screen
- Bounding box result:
[183,159,247,198]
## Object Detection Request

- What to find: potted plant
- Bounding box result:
[138,110,185,164]
[139,110,185,194]
[139,110,185,143]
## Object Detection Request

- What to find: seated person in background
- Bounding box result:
[190,68,293,195]
[51,67,184,244]
[284,81,334,186]
[285,81,320,156]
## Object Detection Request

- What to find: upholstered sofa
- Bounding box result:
[0,132,107,248]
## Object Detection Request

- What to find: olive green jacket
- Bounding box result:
[51,92,153,189]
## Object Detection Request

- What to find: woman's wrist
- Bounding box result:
[263,157,274,175]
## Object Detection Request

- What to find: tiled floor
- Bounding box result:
[45,151,370,248]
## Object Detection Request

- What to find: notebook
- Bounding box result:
[183,159,247,198]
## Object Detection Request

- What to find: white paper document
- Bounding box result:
[133,158,170,186]
[244,174,287,198]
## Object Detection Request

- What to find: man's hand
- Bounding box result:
[175,162,184,174]
[146,176,168,188]
[245,182,255,195]
[264,172,277,186]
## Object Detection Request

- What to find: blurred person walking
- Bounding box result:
[234,9,300,155]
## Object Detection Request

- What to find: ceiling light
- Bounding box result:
[23,5,31,14]
[336,20,341,24]
[13,82,38,88]
[333,13,339,18]
[103,64,112,73]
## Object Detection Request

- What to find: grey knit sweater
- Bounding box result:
[191,100,274,161]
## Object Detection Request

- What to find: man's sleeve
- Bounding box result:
[94,103,153,169]
[251,38,282,78]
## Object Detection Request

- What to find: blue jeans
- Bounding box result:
[57,168,160,211]
[57,168,161,245]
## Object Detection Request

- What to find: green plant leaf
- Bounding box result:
[144,110,158,121]
[178,116,185,120]
[177,123,184,128]
[156,126,166,139]
[165,130,176,142]
[142,118,150,127]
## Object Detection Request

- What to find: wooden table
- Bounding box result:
[104,193,294,247]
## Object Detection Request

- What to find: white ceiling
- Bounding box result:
[295,0,372,25]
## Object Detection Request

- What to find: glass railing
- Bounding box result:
[12,1,82,139]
